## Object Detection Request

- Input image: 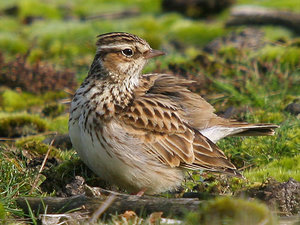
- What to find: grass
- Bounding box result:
[0,144,40,216]
[0,0,299,223]
[244,155,300,183]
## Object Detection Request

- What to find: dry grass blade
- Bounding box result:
[29,133,57,194]
[88,194,117,224]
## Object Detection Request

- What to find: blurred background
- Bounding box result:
[0,0,299,223]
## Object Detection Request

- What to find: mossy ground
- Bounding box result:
[0,0,299,223]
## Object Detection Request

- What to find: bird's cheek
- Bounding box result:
[117,62,130,74]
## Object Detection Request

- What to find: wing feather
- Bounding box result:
[120,86,239,176]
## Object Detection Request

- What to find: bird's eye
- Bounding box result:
[121,48,134,57]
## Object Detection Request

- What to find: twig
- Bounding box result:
[17,191,202,218]
[29,133,57,194]
[238,163,255,171]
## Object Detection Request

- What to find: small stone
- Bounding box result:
[65,176,86,196]
[285,102,300,115]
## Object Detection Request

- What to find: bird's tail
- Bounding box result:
[229,123,279,136]
[200,122,279,143]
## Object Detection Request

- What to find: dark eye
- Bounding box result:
[121,48,134,57]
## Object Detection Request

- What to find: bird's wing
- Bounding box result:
[142,74,278,143]
[119,83,240,176]
[145,73,220,130]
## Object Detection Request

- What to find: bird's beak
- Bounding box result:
[144,49,165,59]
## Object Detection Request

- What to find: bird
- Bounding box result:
[69,32,278,194]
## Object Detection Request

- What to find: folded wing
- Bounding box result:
[120,89,242,177]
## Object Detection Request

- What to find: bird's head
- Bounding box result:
[90,32,164,83]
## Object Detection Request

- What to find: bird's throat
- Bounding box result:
[83,73,139,119]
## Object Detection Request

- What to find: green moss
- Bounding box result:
[1,90,44,112]
[256,45,300,68]
[1,90,68,112]
[0,32,28,55]
[15,137,60,157]
[48,115,69,134]
[252,110,285,124]
[0,17,20,32]
[25,20,100,64]
[218,45,241,60]
[18,0,62,20]
[263,26,294,41]
[185,197,277,225]
[245,155,300,183]
[72,0,161,17]
[170,21,227,46]
[0,113,48,138]
[136,0,161,13]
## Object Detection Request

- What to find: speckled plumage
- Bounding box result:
[69,32,278,194]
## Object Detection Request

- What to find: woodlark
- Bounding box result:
[69,32,278,194]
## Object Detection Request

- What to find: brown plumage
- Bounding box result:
[69,32,278,194]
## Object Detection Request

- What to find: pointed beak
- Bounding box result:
[144,49,165,59]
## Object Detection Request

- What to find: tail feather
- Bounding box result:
[230,124,279,137]
[200,123,279,143]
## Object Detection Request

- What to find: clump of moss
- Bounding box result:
[1,90,43,112]
[18,0,62,20]
[170,21,227,47]
[0,113,48,138]
[0,89,68,112]
[183,171,243,197]
[0,32,28,55]
[15,137,60,158]
[256,45,300,68]
[185,197,277,225]
[252,110,284,123]
[26,20,98,63]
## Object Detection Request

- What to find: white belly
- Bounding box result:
[69,116,183,194]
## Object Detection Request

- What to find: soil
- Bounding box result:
[241,178,300,216]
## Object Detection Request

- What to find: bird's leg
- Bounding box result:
[131,188,147,196]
